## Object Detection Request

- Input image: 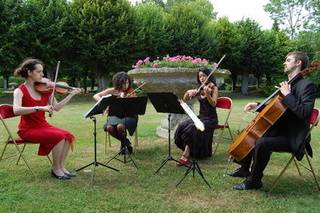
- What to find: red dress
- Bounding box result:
[17,84,75,156]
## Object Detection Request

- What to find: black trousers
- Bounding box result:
[238,135,292,182]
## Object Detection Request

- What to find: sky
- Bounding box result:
[130,0,273,29]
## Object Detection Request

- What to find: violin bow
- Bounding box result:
[196,54,226,93]
[49,61,60,117]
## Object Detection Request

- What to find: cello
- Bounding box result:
[229,60,320,161]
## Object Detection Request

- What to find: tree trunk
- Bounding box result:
[82,72,88,93]
[97,74,109,91]
[266,73,272,86]
[3,77,8,90]
[231,73,237,92]
[90,75,95,91]
[241,72,249,96]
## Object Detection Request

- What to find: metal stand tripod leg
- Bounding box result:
[155,114,180,174]
[76,117,119,181]
[176,159,212,189]
[105,145,138,169]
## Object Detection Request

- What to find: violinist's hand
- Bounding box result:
[203,85,212,96]
[212,62,218,69]
[243,102,258,112]
[187,89,198,99]
[40,105,54,114]
[69,88,82,96]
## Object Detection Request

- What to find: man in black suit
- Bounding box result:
[228,51,318,190]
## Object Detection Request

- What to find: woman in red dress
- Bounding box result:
[13,58,81,180]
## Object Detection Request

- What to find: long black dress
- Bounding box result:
[174,96,218,159]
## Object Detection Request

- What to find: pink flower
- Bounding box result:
[144,57,150,63]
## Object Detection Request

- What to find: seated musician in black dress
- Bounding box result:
[174,68,219,166]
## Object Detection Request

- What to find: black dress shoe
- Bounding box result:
[126,144,133,154]
[64,171,76,178]
[233,180,262,190]
[51,170,71,180]
[226,167,250,178]
[119,143,125,155]
[124,139,133,154]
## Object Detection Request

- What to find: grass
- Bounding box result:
[1,96,320,212]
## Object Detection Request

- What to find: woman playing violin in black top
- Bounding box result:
[93,72,137,154]
[175,68,219,166]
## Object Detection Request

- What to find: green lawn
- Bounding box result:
[1,96,320,212]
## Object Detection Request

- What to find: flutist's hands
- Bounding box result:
[243,102,258,112]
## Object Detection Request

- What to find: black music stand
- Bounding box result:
[104,96,148,169]
[147,93,185,174]
[77,95,119,179]
[148,92,212,189]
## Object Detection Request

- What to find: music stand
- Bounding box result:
[148,92,212,189]
[147,92,185,174]
[104,96,148,169]
[77,95,119,180]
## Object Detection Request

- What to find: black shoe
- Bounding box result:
[226,167,250,178]
[119,143,125,155]
[64,171,76,178]
[51,170,71,180]
[127,145,133,154]
[124,139,133,154]
[233,180,263,190]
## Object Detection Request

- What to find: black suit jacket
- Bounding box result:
[279,77,317,160]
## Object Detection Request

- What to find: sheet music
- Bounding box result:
[83,94,113,118]
[179,100,205,131]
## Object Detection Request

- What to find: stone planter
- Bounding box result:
[128,67,231,138]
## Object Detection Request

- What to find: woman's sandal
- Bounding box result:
[176,155,190,167]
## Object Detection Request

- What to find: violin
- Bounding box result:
[114,82,147,98]
[34,78,81,95]
[199,82,215,96]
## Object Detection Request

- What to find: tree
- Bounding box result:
[264,0,312,39]
[133,2,171,61]
[235,19,265,95]
[210,17,242,90]
[22,0,70,76]
[166,0,215,57]
[0,0,26,89]
[70,0,137,90]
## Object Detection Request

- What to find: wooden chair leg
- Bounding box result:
[11,141,35,176]
[47,154,52,165]
[227,126,234,141]
[134,129,139,149]
[16,144,26,165]
[213,129,225,158]
[293,158,302,176]
[0,139,9,161]
[305,152,320,191]
[269,156,294,193]
[104,133,107,154]
[224,155,233,176]
[108,133,111,147]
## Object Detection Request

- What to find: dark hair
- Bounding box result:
[197,68,216,85]
[112,71,132,91]
[14,58,44,78]
[286,51,309,71]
